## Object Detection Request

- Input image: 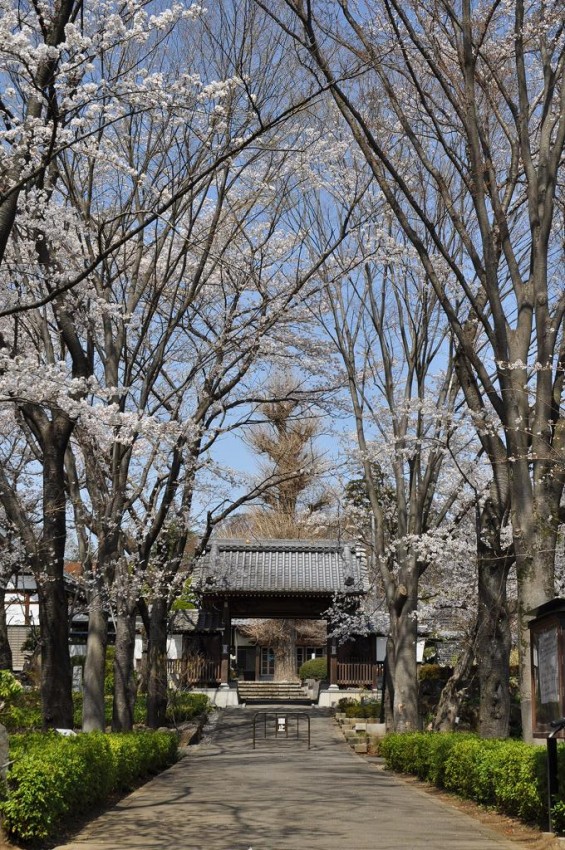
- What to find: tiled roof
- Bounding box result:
[193,539,368,596]
[170,609,223,632]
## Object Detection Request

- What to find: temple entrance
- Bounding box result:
[170,540,384,699]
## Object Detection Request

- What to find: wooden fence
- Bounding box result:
[167,657,383,688]
[337,660,384,686]
[167,657,221,686]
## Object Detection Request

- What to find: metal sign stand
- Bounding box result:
[547,718,565,832]
[252,712,311,750]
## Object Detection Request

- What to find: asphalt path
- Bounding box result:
[55,707,528,850]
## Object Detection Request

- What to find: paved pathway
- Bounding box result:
[56,708,529,850]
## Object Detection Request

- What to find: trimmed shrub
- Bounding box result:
[129,691,210,726]
[380,732,547,826]
[298,658,327,681]
[2,733,115,841]
[418,664,451,682]
[1,730,177,843]
[0,670,23,701]
[344,700,381,719]
[166,691,210,724]
[1,690,43,732]
[70,690,209,730]
[106,730,178,790]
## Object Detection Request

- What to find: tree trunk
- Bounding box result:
[37,428,73,729]
[382,639,395,728]
[82,595,108,732]
[389,592,420,732]
[112,609,137,732]
[433,624,477,732]
[37,577,73,728]
[476,553,511,738]
[147,597,168,729]
[274,620,299,682]
[0,590,12,670]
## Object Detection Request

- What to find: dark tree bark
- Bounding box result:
[388,577,420,732]
[433,497,512,736]
[146,596,169,729]
[36,419,74,729]
[82,597,108,732]
[433,625,477,732]
[112,608,137,732]
[37,580,73,729]
[476,532,511,738]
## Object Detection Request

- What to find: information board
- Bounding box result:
[538,628,560,705]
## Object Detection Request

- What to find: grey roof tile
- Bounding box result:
[193,539,368,596]
[170,610,223,632]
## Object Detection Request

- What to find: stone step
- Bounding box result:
[237,685,306,690]
[238,685,305,694]
[237,684,306,691]
[237,682,310,702]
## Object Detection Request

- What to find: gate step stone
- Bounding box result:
[237,682,311,702]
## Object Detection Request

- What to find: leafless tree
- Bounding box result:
[219,373,332,681]
[239,619,325,682]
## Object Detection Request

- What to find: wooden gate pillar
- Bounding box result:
[328,634,338,688]
[220,598,231,687]
[370,635,379,690]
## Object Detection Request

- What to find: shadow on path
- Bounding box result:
[55,707,527,850]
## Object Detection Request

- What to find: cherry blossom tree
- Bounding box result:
[317,236,480,731]
[262,0,565,741]
[0,1,324,317]
[0,0,221,731]
[0,0,343,728]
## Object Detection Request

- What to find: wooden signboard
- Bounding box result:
[529,600,565,737]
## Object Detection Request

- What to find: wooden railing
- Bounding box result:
[167,657,383,688]
[337,660,384,686]
[167,658,221,686]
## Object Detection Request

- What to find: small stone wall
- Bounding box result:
[335,713,386,754]
[190,687,239,707]
[318,687,378,707]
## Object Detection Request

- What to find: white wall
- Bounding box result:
[167,635,183,660]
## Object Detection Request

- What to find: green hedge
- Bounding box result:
[337,698,381,718]
[347,702,381,719]
[1,730,178,843]
[379,732,549,825]
[2,690,209,732]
